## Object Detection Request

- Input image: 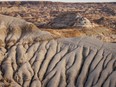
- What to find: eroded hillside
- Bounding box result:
[0,1,115,29]
[0,14,116,87]
[0,2,116,86]
[0,1,115,42]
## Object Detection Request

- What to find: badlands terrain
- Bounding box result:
[0,1,116,87]
[0,1,116,42]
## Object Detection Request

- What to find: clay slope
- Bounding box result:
[0,15,116,87]
[0,14,53,48]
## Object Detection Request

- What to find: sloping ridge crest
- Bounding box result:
[0,14,115,53]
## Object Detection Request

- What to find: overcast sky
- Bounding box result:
[0,0,115,2]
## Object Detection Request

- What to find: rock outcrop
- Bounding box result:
[0,15,116,87]
[47,12,94,29]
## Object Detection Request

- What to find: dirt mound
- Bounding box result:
[95,16,116,29]
[46,12,94,29]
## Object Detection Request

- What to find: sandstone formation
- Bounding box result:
[0,15,116,87]
[46,12,94,29]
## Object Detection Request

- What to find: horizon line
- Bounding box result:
[0,0,115,3]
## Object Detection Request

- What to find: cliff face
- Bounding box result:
[0,15,116,87]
